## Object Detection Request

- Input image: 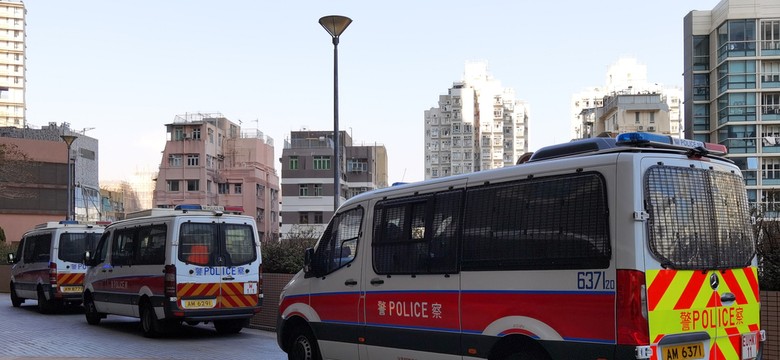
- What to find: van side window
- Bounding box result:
[136,225,167,265]
[94,232,110,264]
[373,190,462,275]
[23,234,51,263]
[313,207,363,275]
[112,229,137,266]
[461,172,611,271]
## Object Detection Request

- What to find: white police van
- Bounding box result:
[7,220,105,313]
[82,205,263,337]
[277,133,765,360]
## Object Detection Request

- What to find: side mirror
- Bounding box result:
[303,247,314,278]
[7,253,15,264]
[83,251,92,266]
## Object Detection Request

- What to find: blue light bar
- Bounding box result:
[616,132,705,148]
[59,220,79,225]
[174,204,202,211]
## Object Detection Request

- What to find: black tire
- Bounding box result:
[9,283,23,307]
[37,287,53,314]
[288,327,320,360]
[84,294,102,325]
[140,301,164,338]
[214,319,247,334]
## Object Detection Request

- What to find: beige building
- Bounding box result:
[684,0,780,214]
[593,92,673,136]
[0,1,24,128]
[153,112,280,241]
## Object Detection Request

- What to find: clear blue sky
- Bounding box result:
[24,0,717,184]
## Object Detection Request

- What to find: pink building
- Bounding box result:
[153,113,280,241]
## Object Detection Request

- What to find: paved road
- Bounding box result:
[0,293,287,360]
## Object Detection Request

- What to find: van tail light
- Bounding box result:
[617,269,649,345]
[258,263,264,306]
[164,265,177,298]
[49,262,58,286]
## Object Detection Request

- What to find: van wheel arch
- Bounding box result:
[282,316,317,353]
[488,335,551,360]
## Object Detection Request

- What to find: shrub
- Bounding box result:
[261,225,321,274]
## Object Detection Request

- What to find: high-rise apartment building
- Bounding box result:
[0,1,24,127]
[153,112,280,240]
[571,58,683,140]
[425,61,528,179]
[279,130,388,239]
[684,0,780,214]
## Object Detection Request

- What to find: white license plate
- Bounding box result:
[244,282,258,295]
[60,286,82,293]
[742,332,757,359]
[182,299,216,309]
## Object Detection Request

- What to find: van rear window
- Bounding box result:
[645,166,755,269]
[58,233,101,263]
[179,223,257,266]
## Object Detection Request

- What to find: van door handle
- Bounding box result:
[370,278,384,286]
[721,292,736,303]
[223,276,235,281]
[344,279,357,286]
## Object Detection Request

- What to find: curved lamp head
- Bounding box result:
[60,134,77,148]
[319,15,352,42]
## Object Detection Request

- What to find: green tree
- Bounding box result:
[754,212,780,291]
[261,225,320,274]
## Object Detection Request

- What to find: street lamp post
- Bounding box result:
[319,15,352,212]
[60,134,78,221]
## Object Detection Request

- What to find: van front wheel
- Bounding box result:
[288,328,320,360]
[9,283,23,307]
[84,295,102,325]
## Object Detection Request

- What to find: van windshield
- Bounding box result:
[645,165,755,270]
[58,232,102,263]
[179,223,257,266]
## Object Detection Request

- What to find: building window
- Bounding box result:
[218,183,229,194]
[763,158,780,181]
[314,184,323,196]
[167,180,180,192]
[174,127,184,141]
[206,180,212,194]
[313,156,330,170]
[650,112,655,123]
[187,154,199,166]
[289,156,299,170]
[693,35,710,70]
[299,212,309,224]
[192,128,201,140]
[234,183,242,194]
[208,128,214,143]
[314,212,323,223]
[347,159,368,172]
[299,184,308,196]
[187,180,199,191]
[635,112,640,124]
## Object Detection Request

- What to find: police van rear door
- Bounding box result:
[642,155,760,360]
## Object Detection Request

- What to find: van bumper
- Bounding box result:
[164,304,261,322]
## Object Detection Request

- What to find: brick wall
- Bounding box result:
[250,273,294,331]
[761,292,779,359]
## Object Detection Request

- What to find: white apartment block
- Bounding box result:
[424,61,529,180]
[0,1,24,127]
[570,57,682,140]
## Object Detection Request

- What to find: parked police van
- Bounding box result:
[7,220,105,313]
[82,205,262,337]
[277,132,766,360]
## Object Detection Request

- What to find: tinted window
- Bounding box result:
[224,224,256,265]
[461,173,611,271]
[312,207,363,276]
[179,223,257,266]
[111,229,136,266]
[58,232,101,263]
[23,234,51,263]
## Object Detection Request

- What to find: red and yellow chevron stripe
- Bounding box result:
[177,282,258,309]
[646,267,761,360]
[58,273,84,286]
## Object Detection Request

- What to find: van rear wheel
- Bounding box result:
[140,301,164,338]
[9,283,23,307]
[288,327,320,360]
[37,287,54,314]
